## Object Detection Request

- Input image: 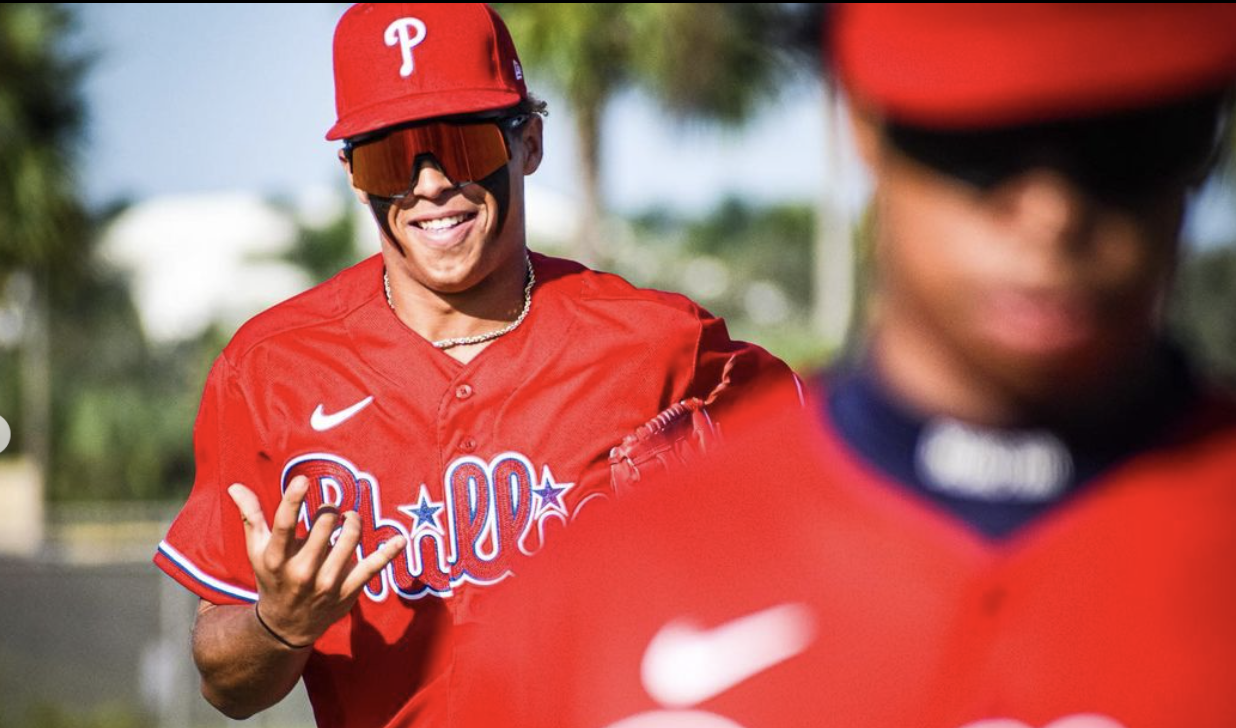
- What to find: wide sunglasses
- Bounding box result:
[346,114,530,199]
[886,93,1226,206]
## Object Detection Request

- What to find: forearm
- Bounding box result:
[192,601,312,719]
[188,481,405,719]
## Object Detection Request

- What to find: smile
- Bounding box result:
[413,213,476,231]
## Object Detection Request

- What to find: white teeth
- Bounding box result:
[415,214,470,231]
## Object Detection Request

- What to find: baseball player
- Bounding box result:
[453,5,1236,727]
[152,4,790,727]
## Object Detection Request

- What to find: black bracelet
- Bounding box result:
[253,603,313,650]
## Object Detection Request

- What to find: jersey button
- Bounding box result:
[455,384,473,400]
[459,437,477,453]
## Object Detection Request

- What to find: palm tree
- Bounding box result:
[495,3,795,266]
[0,3,88,282]
[0,3,89,471]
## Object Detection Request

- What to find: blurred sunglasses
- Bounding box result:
[886,93,1225,206]
[346,114,530,198]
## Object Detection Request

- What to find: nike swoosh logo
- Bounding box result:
[640,603,816,709]
[311,396,375,432]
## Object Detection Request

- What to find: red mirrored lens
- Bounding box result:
[351,121,512,197]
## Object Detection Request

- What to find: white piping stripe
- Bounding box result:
[157,540,259,602]
[792,373,807,408]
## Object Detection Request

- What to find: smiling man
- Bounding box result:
[151,4,790,727]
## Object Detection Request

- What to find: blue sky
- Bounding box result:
[65,3,869,346]
[67,3,840,216]
[66,3,1234,244]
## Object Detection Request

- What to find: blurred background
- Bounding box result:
[1,4,1234,727]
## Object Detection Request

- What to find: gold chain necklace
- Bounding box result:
[384,253,535,350]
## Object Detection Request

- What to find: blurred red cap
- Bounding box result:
[326,3,527,141]
[832,3,1236,128]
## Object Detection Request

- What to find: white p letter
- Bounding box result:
[385,18,427,78]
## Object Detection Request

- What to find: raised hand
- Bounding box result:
[228,475,406,648]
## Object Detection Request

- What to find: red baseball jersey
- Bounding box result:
[454,383,1236,728]
[153,252,790,728]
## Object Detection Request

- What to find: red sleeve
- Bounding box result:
[152,354,273,604]
[685,308,801,413]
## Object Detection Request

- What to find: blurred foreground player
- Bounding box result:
[454,5,1236,727]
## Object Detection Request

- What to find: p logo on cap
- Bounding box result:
[384,18,427,78]
[327,3,529,141]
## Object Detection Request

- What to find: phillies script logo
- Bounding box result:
[282,452,583,601]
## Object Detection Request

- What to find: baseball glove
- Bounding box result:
[608,397,719,494]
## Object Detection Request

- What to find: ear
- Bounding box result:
[516,114,544,176]
[338,149,370,204]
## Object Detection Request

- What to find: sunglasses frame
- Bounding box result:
[345,113,532,199]
[885,93,1227,207]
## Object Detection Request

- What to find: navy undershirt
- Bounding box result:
[823,349,1197,539]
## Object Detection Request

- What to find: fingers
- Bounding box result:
[318,510,362,587]
[228,482,271,558]
[230,474,406,611]
[340,534,407,598]
[268,475,310,561]
[299,506,341,572]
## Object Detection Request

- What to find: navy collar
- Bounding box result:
[823,347,1198,539]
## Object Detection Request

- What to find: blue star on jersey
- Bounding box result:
[533,464,573,518]
[283,452,585,600]
[398,486,444,533]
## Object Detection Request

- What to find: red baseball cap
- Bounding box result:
[832,3,1236,128]
[326,3,528,141]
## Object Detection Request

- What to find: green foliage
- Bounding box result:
[628,197,812,309]
[493,3,802,264]
[6,701,151,728]
[46,328,217,502]
[1169,243,1236,386]
[0,345,19,446]
[624,3,798,124]
[498,3,797,124]
[0,4,223,502]
[621,197,832,370]
[0,3,90,283]
[496,3,630,113]
[0,234,222,504]
[274,191,366,285]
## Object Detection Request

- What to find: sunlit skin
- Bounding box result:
[849,107,1187,428]
[341,114,544,364]
[193,477,406,719]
